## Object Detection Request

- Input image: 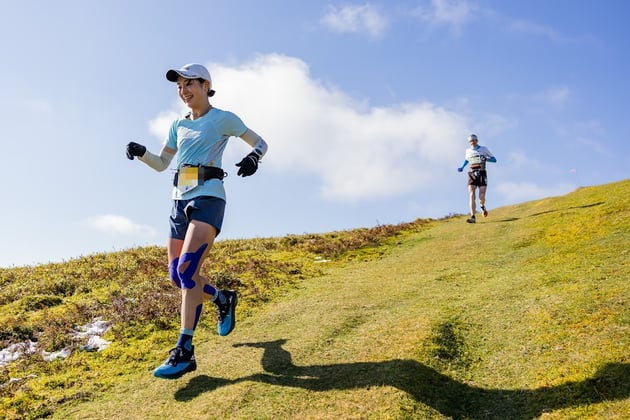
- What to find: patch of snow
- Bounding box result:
[42,348,73,361]
[73,318,112,351]
[81,335,111,352]
[0,341,37,366]
[74,319,111,339]
[0,318,112,367]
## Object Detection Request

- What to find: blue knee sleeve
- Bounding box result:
[169,257,181,288]
[178,243,208,290]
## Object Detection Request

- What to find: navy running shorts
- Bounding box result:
[169,196,226,240]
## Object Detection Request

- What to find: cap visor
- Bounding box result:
[166,69,199,82]
[166,70,181,82]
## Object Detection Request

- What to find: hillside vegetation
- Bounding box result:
[1,179,628,419]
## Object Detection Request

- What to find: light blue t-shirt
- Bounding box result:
[165,107,248,201]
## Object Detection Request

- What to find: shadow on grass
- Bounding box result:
[491,201,605,224]
[175,339,629,419]
[529,201,605,218]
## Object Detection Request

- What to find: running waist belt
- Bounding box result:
[173,165,227,186]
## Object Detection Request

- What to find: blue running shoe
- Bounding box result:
[153,346,196,379]
[216,290,237,336]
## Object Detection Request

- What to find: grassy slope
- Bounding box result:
[3,179,630,419]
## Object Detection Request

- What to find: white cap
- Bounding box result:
[468,134,478,141]
[166,63,212,89]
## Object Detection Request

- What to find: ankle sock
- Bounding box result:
[177,328,194,351]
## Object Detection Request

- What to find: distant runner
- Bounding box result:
[457,134,496,223]
[126,63,268,379]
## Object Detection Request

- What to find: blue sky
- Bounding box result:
[1,0,628,267]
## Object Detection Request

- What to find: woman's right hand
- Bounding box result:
[126,142,147,160]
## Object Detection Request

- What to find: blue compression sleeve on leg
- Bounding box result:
[193,304,203,329]
[169,257,181,288]
[178,243,208,289]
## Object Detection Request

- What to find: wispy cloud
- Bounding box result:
[577,137,610,156]
[414,0,477,30]
[534,85,572,109]
[21,99,53,113]
[85,214,157,236]
[574,120,611,157]
[495,181,576,203]
[150,54,472,202]
[504,85,572,112]
[320,3,388,38]
[508,19,571,43]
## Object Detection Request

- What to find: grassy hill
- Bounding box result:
[1,179,628,419]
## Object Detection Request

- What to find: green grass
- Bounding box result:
[1,179,628,419]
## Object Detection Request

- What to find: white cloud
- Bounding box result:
[504,85,572,113]
[510,19,554,36]
[576,138,610,158]
[534,85,571,109]
[415,0,477,29]
[148,110,180,143]
[321,3,388,38]
[157,54,471,201]
[85,214,157,236]
[495,181,576,203]
[568,119,610,157]
[508,19,570,43]
[22,99,53,113]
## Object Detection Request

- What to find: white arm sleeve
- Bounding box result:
[253,136,268,158]
[139,147,175,172]
[241,129,268,159]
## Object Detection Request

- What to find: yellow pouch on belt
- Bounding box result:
[177,166,199,193]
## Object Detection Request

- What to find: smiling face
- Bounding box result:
[176,77,210,109]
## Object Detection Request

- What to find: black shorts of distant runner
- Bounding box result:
[468,169,488,187]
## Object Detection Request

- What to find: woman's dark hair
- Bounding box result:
[195,78,215,97]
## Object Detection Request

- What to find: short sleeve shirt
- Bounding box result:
[165,107,248,201]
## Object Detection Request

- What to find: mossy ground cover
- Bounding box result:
[1,179,628,419]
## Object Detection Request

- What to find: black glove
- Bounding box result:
[235,152,260,177]
[126,142,146,160]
